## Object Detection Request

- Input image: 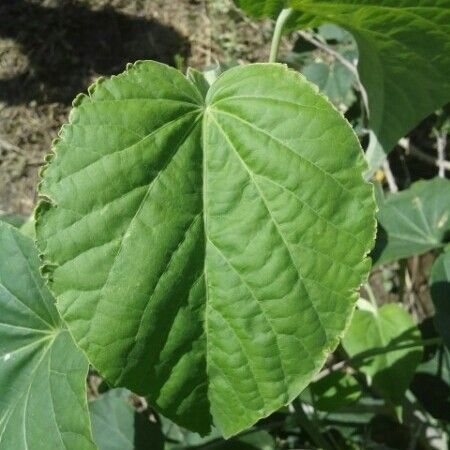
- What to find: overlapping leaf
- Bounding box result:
[235,0,450,167]
[90,389,163,450]
[309,372,361,412]
[0,222,96,450]
[411,346,450,422]
[342,300,422,405]
[287,26,358,111]
[234,0,286,17]
[372,178,450,264]
[36,61,375,436]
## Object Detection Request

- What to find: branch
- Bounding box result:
[269,8,294,63]
[433,129,448,177]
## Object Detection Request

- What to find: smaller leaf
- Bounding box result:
[287,27,357,110]
[372,178,450,265]
[342,301,422,405]
[160,416,222,448]
[90,389,164,450]
[310,372,361,412]
[430,246,450,348]
[0,222,96,450]
[0,212,26,228]
[228,431,275,450]
[317,24,352,44]
[302,58,356,110]
[160,416,275,450]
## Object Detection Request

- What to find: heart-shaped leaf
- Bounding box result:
[36,61,375,437]
[0,222,96,450]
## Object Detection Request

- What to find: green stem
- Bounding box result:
[364,282,377,308]
[269,8,293,63]
[292,399,334,450]
[350,337,441,365]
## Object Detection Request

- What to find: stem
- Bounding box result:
[382,159,398,193]
[292,399,334,450]
[364,282,377,308]
[315,337,442,382]
[434,129,447,178]
[269,8,293,63]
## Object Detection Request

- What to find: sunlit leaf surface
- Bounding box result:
[36,61,375,436]
[0,222,96,450]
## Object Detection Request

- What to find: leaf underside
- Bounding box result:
[0,222,96,450]
[36,61,375,436]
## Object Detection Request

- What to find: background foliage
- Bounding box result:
[0,1,449,449]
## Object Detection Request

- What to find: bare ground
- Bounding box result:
[0,0,277,215]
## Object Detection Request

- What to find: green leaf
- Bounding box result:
[302,58,356,110]
[0,222,96,450]
[372,178,450,265]
[0,212,27,228]
[160,415,275,450]
[287,26,358,111]
[164,425,275,450]
[342,300,423,405]
[235,431,276,450]
[309,372,361,412]
[430,246,450,348]
[90,389,164,450]
[161,417,221,448]
[233,0,287,17]
[36,61,376,437]
[236,0,450,165]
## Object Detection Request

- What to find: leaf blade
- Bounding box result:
[430,247,450,348]
[235,0,450,165]
[342,302,423,405]
[36,61,376,437]
[0,222,96,450]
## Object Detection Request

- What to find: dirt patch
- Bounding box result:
[0,0,277,215]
